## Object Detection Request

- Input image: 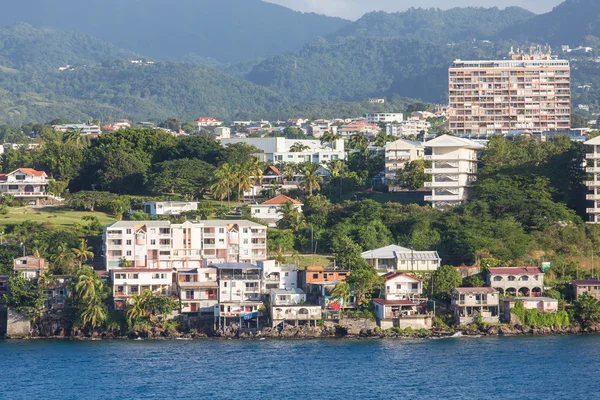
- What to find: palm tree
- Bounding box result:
[374,132,394,148]
[72,239,94,268]
[234,166,252,202]
[320,130,342,149]
[299,163,323,196]
[80,302,107,329]
[289,142,311,152]
[211,163,235,206]
[276,201,307,232]
[349,132,369,153]
[280,162,297,184]
[50,242,75,274]
[126,294,147,328]
[247,159,264,200]
[331,281,351,320]
[326,159,347,197]
[74,270,101,302]
[196,202,216,220]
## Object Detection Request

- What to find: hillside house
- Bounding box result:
[0,168,49,205]
[451,287,499,325]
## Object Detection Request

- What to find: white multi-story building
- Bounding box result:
[177,267,219,315]
[221,137,345,165]
[366,113,404,124]
[584,136,600,223]
[260,260,298,291]
[384,139,424,191]
[213,127,231,140]
[103,220,267,270]
[424,135,485,209]
[53,124,102,135]
[382,272,424,301]
[110,268,173,310]
[195,118,222,128]
[0,168,49,205]
[386,118,431,138]
[143,201,198,217]
[269,288,322,328]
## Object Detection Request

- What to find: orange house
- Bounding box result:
[298,266,350,292]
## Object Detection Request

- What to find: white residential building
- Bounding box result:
[214,127,231,140]
[214,262,264,328]
[53,124,102,135]
[269,288,322,328]
[221,137,345,165]
[195,118,222,128]
[177,267,219,315]
[0,168,49,205]
[382,272,424,301]
[260,260,298,291]
[362,245,441,272]
[366,113,404,124]
[424,135,485,209]
[110,268,173,310]
[384,139,424,191]
[250,194,303,227]
[143,201,198,217]
[585,136,600,223]
[103,220,267,270]
[386,118,431,138]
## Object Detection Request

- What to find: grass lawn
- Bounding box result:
[0,206,117,227]
[283,254,334,270]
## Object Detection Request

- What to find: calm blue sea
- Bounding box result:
[1,336,598,399]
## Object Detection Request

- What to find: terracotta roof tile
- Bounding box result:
[261,194,302,205]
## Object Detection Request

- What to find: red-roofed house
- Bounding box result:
[382,272,423,301]
[0,168,49,205]
[250,195,303,227]
[451,287,499,325]
[195,118,222,128]
[486,267,544,297]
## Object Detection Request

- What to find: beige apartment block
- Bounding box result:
[448,52,571,136]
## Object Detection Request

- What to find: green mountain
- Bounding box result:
[0,0,349,63]
[333,7,534,43]
[498,0,600,45]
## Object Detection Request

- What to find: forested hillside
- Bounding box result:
[333,7,534,43]
[0,0,349,63]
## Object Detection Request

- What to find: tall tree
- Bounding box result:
[299,163,323,196]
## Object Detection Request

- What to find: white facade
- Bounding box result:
[424,135,485,209]
[143,201,198,217]
[366,113,404,124]
[0,168,49,204]
[195,118,222,128]
[260,260,298,291]
[270,288,322,327]
[177,267,219,314]
[384,139,424,190]
[53,124,101,135]
[221,137,345,165]
[103,220,267,270]
[383,273,424,301]
[386,119,431,138]
[585,136,600,223]
[362,245,441,272]
[110,268,173,309]
[214,127,231,140]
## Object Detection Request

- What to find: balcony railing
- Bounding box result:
[586,181,600,187]
[425,181,460,188]
[586,154,600,159]
[587,194,600,201]
[587,208,600,214]
[587,167,600,173]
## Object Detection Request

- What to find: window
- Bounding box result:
[126,251,132,256]
[219,228,225,234]
[132,274,139,279]
[284,272,289,277]
[508,276,516,281]
[232,282,236,288]
[186,290,194,300]
[223,282,227,287]
[126,229,132,234]
[493,276,502,281]
[411,283,418,290]
[130,285,139,294]
[521,276,529,281]
[8,185,18,190]
[205,273,211,280]
[126,240,132,245]
[150,240,156,245]
[312,274,319,279]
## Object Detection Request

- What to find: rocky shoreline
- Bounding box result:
[8,322,600,341]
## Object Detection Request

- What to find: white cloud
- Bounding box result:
[266,0,564,20]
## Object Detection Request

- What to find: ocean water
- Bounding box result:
[1,336,599,399]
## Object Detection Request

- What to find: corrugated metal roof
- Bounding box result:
[362,245,440,260]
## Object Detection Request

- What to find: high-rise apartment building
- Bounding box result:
[585,136,600,223]
[448,51,571,136]
[103,220,267,270]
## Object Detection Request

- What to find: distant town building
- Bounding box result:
[486,267,544,297]
[448,51,571,136]
[386,119,431,138]
[368,98,385,104]
[424,135,485,209]
[213,127,231,140]
[13,256,48,280]
[451,287,500,325]
[366,113,404,124]
[195,118,222,128]
[53,124,102,136]
[221,137,345,165]
[0,168,49,205]
[338,121,380,139]
[570,280,600,301]
[143,201,198,217]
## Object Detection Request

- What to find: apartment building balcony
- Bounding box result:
[203,232,216,238]
[456,300,493,306]
[425,194,463,202]
[386,156,411,162]
[182,293,218,301]
[251,243,266,249]
[586,194,600,201]
[587,208,600,214]
[424,154,478,161]
[586,167,600,174]
[106,244,123,250]
[425,181,461,188]
[585,181,600,187]
[203,243,216,249]
[425,167,461,174]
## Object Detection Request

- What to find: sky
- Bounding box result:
[266,0,564,20]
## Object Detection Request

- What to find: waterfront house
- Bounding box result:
[372,299,432,329]
[361,245,441,272]
[249,195,303,227]
[451,287,500,325]
[570,279,600,300]
[0,168,49,205]
[177,267,219,316]
[111,268,173,310]
[143,201,198,217]
[486,267,544,297]
[269,288,322,328]
[298,266,349,292]
[43,275,72,310]
[13,256,48,280]
[213,262,264,329]
[382,272,424,301]
[259,260,298,291]
[500,297,559,323]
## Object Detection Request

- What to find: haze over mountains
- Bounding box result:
[0,0,598,125]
